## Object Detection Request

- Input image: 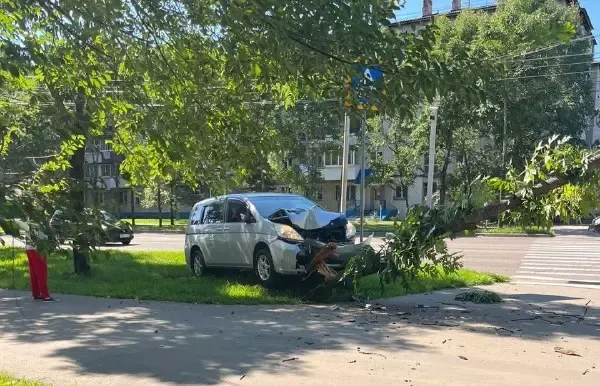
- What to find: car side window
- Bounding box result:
[202,200,224,224]
[226,199,249,223]
[190,205,204,225]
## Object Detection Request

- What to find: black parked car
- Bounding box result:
[50,209,134,245]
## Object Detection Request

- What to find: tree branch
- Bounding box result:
[460,152,600,227]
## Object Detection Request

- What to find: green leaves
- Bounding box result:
[487,136,600,230]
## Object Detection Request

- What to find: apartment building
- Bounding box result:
[311,0,598,219]
[84,138,202,219]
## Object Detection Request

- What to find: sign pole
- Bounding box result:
[340,111,350,214]
[360,110,366,242]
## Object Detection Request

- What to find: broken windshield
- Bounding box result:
[248,196,324,218]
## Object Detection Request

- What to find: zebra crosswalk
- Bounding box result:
[513,238,600,289]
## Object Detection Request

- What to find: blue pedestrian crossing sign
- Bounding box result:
[362,65,383,82]
[344,64,384,111]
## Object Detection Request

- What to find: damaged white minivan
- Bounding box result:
[184,193,371,286]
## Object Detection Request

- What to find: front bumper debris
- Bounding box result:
[298,236,372,280]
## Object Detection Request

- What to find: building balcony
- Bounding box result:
[320,165,361,181]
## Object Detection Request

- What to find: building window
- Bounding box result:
[336,185,356,201]
[422,182,438,198]
[374,188,381,200]
[96,192,105,205]
[348,150,356,165]
[86,164,96,178]
[423,153,438,175]
[119,191,129,204]
[348,185,356,201]
[100,164,112,177]
[135,195,141,205]
[315,186,323,201]
[93,139,112,152]
[323,150,356,166]
[394,185,408,200]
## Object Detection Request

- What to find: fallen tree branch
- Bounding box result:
[460,152,600,228]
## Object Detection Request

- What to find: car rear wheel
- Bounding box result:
[254,247,278,286]
[191,248,206,276]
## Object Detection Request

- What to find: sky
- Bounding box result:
[396,0,600,32]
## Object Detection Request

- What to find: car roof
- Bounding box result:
[193,193,303,206]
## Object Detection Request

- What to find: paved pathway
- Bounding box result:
[1,283,599,386]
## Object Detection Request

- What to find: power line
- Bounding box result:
[495,69,596,81]
[490,34,599,63]
[503,52,600,65]
[515,60,600,71]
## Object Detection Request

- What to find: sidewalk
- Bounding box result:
[0,283,599,386]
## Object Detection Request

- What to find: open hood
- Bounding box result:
[269,206,346,230]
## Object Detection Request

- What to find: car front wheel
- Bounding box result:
[254,247,278,286]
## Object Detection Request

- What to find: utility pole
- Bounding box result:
[501,98,507,181]
[426,102,439,208]
[499,97,508,227]
[360,110,367,241]
[340,111,350,214]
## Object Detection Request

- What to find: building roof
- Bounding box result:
[389,5,497,28]
[390,2,594,37]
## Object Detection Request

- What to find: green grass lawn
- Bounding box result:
[475,225,553,235]
[0,247,507,304]
[352,220,397,233]
[131,218,188,226]
[125,218,187,232]
[0,372,50,386]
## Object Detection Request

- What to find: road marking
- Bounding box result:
[512,281,600,289]
[521,256,600,261]
[519,266,600,271]
[513,275,600,284]
[517,271,600,277]
[514,237,600,288]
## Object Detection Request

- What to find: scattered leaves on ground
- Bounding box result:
[455,290,502,304]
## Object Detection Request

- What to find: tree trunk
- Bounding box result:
[170,183,175,226]
[130,188,135,226]
[157,184,163,228]
[71,90,90,275]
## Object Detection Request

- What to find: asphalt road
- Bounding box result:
[102,232,531,276]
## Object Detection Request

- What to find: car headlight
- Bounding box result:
[273,223,304,243]
[345,222,356,239]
